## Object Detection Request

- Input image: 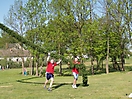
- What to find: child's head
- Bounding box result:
[74,58,78,62]
[50,59,54,63]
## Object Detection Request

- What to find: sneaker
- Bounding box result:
[74,85,77,89]
[48,88,52,91]
[44,86,47,89]
[72,85,75,88]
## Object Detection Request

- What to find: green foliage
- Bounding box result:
[7,61,21,68]
[0,59,29,69]
[0,0,132,84]
[0,23,88,86]
[0,58,7,67]
[0,31,17,48]
[0,23,46,54]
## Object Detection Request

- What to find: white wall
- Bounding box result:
[7,57,32,62]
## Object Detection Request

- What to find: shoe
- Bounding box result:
[44,86,47,89]
[74,85,77,89]
[48,88,52,91]
[72,85,75,88]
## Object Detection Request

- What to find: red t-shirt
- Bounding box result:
[72,61,80,74]
[46,62,57,74]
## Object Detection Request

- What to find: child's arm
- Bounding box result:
[47,53,50,62]
[56,59,62,64]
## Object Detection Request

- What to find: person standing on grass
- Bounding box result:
[24,68,27,76]
[72,57,80,89]
[44,53,61,91]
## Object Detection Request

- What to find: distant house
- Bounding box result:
[0,43,31,62]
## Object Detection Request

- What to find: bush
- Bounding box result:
[0,58,7,67]
[38,69,46,77]
[7,61,21,68]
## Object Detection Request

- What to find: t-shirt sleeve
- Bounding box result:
[78,62,80,64]
[54,62,57,66]
[47,62,50,65]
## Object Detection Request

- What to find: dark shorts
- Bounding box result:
[46,72,54,80]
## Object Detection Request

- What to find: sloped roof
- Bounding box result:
[6,43,22,49]
[0,43,30,57]
[0,48,30,57]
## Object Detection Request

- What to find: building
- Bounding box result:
[0,43,31,62]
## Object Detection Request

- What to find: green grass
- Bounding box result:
[0,68,132,99]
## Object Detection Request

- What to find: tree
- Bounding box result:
[97,0,132,72]
[0,23,88,86]
[108,0,132,71]
[2,0,131,77]
[4,0,27,75]
[23,0,48,76]
[0,31,17,49]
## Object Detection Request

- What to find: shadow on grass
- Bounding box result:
[17,77,43,84]
[52,83,83,91]
[52,83,72,91]
[17,77,87,91]
[88,64,132,75]
[20,76,39,81]
[50,83,86,91]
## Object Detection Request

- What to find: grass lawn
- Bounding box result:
[0,68,132,99]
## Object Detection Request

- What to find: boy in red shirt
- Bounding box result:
[44,53,61,91]
[72,57,80,89]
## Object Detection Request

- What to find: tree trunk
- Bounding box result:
[21,57,25,75]
[91,56,94,75]
[105,0,110,74]
[112,57,117,70]
[29,55,33,75]
[96,57,99,70]
[58,44,62,75]
[106,36,109,74]
[32,56,35,75]
[101,60,104,69]
[35,54,39,76]
[121,53,125,71]
[35,61,39,76]
[59,63,62,75]
[112,57,121,71]
[39,66,43,77]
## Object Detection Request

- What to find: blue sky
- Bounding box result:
[0,0,15,24]
[0,0,28,24]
